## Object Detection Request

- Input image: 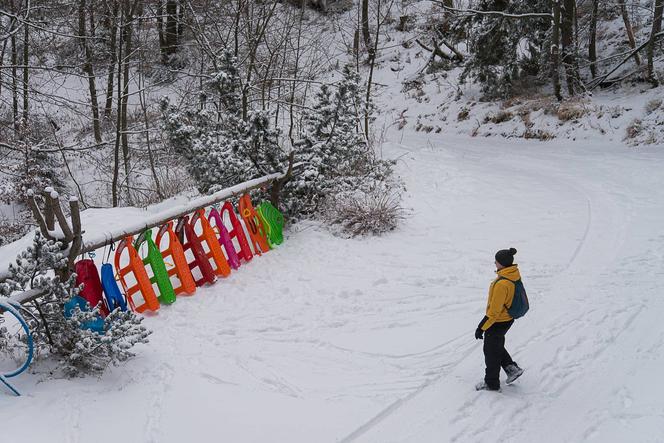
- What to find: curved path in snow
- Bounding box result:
[2,133,663,443]
[344,133,664,443]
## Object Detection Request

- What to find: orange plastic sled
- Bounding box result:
[115,236,160,313]
[156,221,197,296]
[191,208,231,278]
[239,194,270,255]
[175,215,217,287]
[221,201,253,262]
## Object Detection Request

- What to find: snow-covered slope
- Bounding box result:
[2,130,663,442]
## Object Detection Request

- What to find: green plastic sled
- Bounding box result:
[134,229,177,305]
[256,202,284,247]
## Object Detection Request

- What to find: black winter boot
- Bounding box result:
[475,381,500,391]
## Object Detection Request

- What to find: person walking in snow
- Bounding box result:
[475,248,525,391]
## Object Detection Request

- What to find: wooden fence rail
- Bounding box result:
[0,173,285,308]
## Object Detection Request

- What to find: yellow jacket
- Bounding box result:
[481,265,521,330]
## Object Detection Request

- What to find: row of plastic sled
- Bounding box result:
[66,194,284,331]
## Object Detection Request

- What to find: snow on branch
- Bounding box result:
[80,173,285,253]
[588,30,664,90]
[433,2,552,19]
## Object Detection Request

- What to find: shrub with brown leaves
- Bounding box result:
[324,190,406,237]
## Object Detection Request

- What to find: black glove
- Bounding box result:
[475,328,484,340]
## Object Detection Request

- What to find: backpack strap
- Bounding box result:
[493,276,517,309]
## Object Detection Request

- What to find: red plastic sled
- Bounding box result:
[239,194,270,255]
[156,221,197,296]
[220,201,253,262]
[75,259,109,317]
[175,215,216,287]
[191,209,231,278]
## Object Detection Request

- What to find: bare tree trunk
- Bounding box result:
[561,0,579,95]
[11,28,19,131]
[79,0,102,143]
[288,0,305,145]
[647,0,664,85]
[361,0,370,50]
[21,20,29,126]
[440,0,453,32]
[588,0,598,78]
[234,0,242,57]
[0,19,7,98]
[157,0,165,59]
[120,0,133,199]
[274,38,287,127]
[104,0,119,118]
[241,0,277,121]
[0,36,3,97]
[365,0,387,137]
[162,0,178,63]
[551,0,563,100]
[620,1,641,66]
[138,66,163,199]
[177,0,184,40]
[89,0,96,38]
[112,13,124,207]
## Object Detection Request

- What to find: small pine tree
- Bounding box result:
[161,51,286,194]
[290,64,398,217]
[0,142,65,244]
[0,232,151,376]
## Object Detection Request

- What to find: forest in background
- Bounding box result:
[1,0,662,243]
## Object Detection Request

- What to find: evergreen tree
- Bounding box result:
[0,142,65,206]
[290,64,397,217]
[0,232,151,376]
[458,0,551,99]
[0,141,65,244]
[161,51,286,194]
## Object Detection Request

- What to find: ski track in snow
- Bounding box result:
[349,135,664,443]
[3,132,664,442]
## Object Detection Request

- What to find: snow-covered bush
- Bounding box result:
[162,57,402,234]
[0,232,151,376]
[289,64,402,225]
[323,189,406,237]
[161,51,286,195]
[0,138,65,243]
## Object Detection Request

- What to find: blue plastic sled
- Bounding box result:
[101,263,128,312]
[64,296,105,333]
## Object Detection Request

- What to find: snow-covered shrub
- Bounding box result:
[557,100,588,122]
[0,137,65,244]
[625,118,642,140]
[288,64,402,224]
[0,216,31,246]
[0,232,151,376]
[161,51,286,195]
[485,110,514,124]
[323,189,406,237]
[645,99,662,114]
[162,57,402,234]
[49,302,151,376]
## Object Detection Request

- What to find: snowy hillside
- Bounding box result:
[3,130,664,442]
[2,0,664,440]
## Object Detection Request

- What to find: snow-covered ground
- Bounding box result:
[2,130,664,442]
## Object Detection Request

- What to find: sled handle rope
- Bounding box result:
[0,298,34,396]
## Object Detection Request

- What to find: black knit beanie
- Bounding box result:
[495,248,517,267]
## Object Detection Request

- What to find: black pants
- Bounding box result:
[483,320,515,389]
